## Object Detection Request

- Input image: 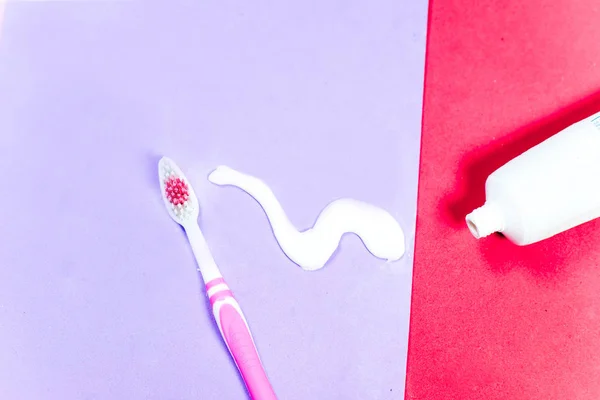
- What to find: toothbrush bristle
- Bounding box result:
[160,159,196,221]
[165,177,190,206]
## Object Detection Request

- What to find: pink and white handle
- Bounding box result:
[206,278,278,400]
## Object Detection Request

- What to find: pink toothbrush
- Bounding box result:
[158,157,278,400]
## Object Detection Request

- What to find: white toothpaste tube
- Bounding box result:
[466,111,600,245]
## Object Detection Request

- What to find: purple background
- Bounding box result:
[0,1,427,399]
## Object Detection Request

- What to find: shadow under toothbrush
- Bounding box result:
[198,282,250,392]
[187,227,247,391]
[441,90,600,278]
[147,152,163,186]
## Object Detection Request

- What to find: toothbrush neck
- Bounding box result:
[184,223,223,283]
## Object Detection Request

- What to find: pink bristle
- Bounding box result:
[165,176,190,206]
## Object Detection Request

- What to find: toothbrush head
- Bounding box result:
[158,157,199,226]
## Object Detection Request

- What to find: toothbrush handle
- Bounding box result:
[207,280,277,400]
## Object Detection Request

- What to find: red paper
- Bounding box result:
[407,1,600,399]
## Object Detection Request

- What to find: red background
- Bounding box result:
[407,1,600,399]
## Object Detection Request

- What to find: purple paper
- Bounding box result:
[0,2,428,399]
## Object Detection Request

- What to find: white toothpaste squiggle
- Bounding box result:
[208,166,405,271]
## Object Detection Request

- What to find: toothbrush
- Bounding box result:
[158,157,278,400]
